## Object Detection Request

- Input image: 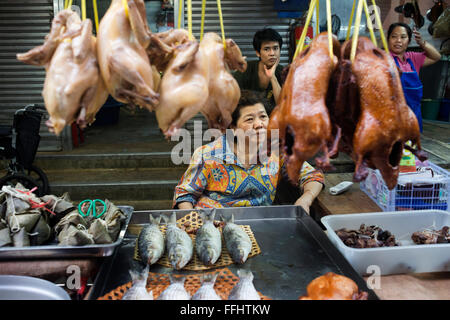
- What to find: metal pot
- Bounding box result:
[0,275,71,300]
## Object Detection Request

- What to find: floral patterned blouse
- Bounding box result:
[173,135,324,208]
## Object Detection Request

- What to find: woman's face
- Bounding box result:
[235,103,269,133]
[388,26,410,55]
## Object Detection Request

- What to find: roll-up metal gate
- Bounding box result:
[0,0,67,151]
[184,0,292,66]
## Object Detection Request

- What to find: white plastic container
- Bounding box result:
[321,210,450,275]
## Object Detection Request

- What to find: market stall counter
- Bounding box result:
[88,206,378,300]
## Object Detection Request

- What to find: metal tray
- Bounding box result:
[89,206,378,300]
[0,275,71,300]
[0,206,133,260]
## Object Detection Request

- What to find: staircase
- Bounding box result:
[35,152,188,211]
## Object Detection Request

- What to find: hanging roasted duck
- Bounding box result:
[329,37,427,190]
[97,0,159,110]
[155,32,247,137]
[268,32,341,183]
[16,9,108,135]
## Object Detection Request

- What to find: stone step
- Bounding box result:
[46,168,186,184]
[33,152,189,170]
[33,151,357,172]
[50,179,178,201]
[45,168,183,201]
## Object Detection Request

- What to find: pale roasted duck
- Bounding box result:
[17,9,108,135]
[97,0,158,110]
[155,32,247,137]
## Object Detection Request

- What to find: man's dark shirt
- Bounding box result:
[232,60,284,115]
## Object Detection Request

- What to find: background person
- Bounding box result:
[173,90,324,214]
[387,22,441,132]
[233,28,285,114]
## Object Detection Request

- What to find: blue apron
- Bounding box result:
[394,57,424,132]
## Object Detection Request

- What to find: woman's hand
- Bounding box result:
[263,59,279,79]
[294,193,314,214]
[413,28,425,47]
[294,181,324,214]
[413,27,442,66]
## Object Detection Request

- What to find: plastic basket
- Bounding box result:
[360,161,449,211]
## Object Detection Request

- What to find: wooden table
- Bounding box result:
[312,172,450,300]
[313,172,381,218]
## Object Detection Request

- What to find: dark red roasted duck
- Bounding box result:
[328,37,427,189]
[268,32,341,183]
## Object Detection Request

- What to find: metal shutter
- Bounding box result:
[184,0,292,66]
[0,0,66,151]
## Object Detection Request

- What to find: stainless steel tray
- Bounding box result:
[0,275,71,300]
[90,205,378,300]
[0,206,133,260]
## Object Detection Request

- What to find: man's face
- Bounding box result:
[256,41,280,68]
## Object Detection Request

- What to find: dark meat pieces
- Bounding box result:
[336,224,398,248]
[411,226,449,244]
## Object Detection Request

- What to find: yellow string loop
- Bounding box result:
[93,0,99,33]
[81,0,86,20]
[122,0,129,19]
[363,0,377,46]
[200,0,207,41]
[294,0,316,59]
[217,0,226,48]
[326,0,333,60]
[370,0,388,53]
[178,0,182,29]
[346,0,356,40]
[350,0,364,62]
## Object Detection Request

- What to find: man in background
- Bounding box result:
[233,28,285,114]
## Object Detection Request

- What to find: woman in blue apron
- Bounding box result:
[387,23,441,132]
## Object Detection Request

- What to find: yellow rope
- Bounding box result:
[370,0,388,53]
[217,0,226,48]
[178,0,182,29]
[362,0,377,46]
[122,0,129,19]
[67,0,73,10]
[293,0,316,59]
[81,0,86,20]
[350,0,363,62]
[187,0,193,40]
[64,0,68,9]
[200,0,206,41]
[326,0,333,60]
[346,0,356,40]
[93,0,99,33]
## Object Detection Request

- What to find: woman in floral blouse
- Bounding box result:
[173,90,324,214]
